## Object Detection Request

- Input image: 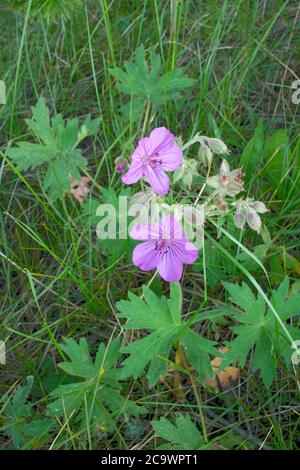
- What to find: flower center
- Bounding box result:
[155,239,171,254]
[143,152,162,167]
[220,175,230,187]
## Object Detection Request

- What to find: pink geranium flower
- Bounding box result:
[130,215,198,282]
[122,127,183,195]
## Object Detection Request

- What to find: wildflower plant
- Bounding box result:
[4,93,299,451]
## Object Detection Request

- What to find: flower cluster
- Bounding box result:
[122,127,197,281]
[234,199,268,233]
[120,126,268,282]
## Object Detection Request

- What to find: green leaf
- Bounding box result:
[7,97,100,201]
[109,45,195,120]
[181,329,218,383]
[269,277,300,366]
[6,143,56,171]
[152,415,204,450]
[25,96,56,147]
[1,376,52,449]
[167,282,182,325]
[240,120,264,181]
[46,337,145,433]
[263,129,290,196]
[42,149,87,200]
[221,280,299,388]
[116,285,216,387]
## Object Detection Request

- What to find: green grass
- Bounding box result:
[0,0,300,450]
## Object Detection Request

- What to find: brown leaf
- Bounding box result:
[206,346,239,391]
[69,176,91,204]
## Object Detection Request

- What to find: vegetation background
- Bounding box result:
[0,0,299,450]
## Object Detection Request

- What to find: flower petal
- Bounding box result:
[143,166,170,195]
[159,215,184,240]
[173,239,199,264]
[220,159,230,176]
[159,144,183,171]
[157,252,183,282]
[122,160,143,185]
[130,222,160,240]
[132,241,159,271]
[148,127,174,153]
[131,138,149,161]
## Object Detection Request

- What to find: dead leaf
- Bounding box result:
[69,176,91,204]
[206,346,239,391]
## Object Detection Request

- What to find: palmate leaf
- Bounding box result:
[116,283,217,387]
[152,415,204,450]
[221,278,300,388]
[268,276,300,366]
[109,45,195,120]
[7,97,100,201]
[46,338,145,433]
[1,376,52,449]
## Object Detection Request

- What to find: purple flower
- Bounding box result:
[122,127,183,195]
[130,215,198,282]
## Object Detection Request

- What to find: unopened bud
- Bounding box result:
[183,172,193,188]
[115,156,128,173]
[246,208,262,233]
[234,211,246,229]
[199,143,213,165]
[251,201,268,214]
[205,137,229,154]
[173,165,185,183]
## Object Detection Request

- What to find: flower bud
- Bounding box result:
[115,156,128,173]
[199,143,213,165]
[205,137,229,154]
[234,210,246,229]
[173,158,198,187]
[246,208,262,233]
[251,201,268,213]
[183,173,193,188]
[173,165,185,183]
